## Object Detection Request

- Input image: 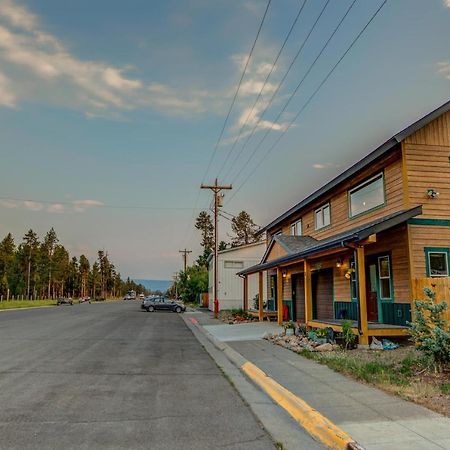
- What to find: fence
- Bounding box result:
[412,277,450,322]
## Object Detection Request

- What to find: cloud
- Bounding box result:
[0,197,105,213]
[0,71,16,107]
[0,0,222,117]
[437,61,450,79]
[313,163,341,170]
[444,0,450,7]
[72,199,104,212]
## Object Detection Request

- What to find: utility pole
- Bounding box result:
[200,179,232,319]
[179,249,192,272]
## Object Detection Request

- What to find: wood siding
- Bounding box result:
[409,225,450,278]
[405,110,450,147]
[312,269,333,320]
[279,150,405,239]
[265,242,288,262]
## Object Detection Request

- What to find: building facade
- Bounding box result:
[239,100,450,344]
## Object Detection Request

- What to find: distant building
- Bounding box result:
[207,242,266,312]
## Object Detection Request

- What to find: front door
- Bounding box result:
[366,263,379,322]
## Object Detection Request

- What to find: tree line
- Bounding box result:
[0,228,147,300]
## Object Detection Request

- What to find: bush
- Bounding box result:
[408,288,450,371]
[341,319,357,350]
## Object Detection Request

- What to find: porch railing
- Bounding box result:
[412,277,450,322]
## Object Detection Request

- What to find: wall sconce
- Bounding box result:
[336,258,343,268]
[282,270,287,278]
[427,189,439,199]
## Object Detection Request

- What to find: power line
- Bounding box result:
[226,0,388,204]
[180,0,271,249]
[216,0,308,181]
[222,0,331,183]
[201,0,272,184]
[229,0,358,186]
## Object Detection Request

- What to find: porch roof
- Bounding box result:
[238,205,422,276]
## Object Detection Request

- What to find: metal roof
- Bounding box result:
[238,205,422,276]
[259,100,450,235]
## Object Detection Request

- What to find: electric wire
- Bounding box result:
[180,0,272,249]
[222,0,331,183]
[226,0,388,205]
[216,0,308,180]
[229,0,358,187]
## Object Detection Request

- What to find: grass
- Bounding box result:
[0,299,57,310]
[294,345,449,416]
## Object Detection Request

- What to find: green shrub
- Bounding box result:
[408,288,450,372]
[341,319,357,350]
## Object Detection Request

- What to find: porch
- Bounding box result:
[239,208,422,344]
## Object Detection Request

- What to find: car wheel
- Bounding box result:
[175,306,182,313]
[147,305,155,312]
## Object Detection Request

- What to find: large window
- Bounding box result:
[378,255,392,299]
[315,203,330,230]
[291,219,302,236]
[349,173,385,218]
[425,247,450,277]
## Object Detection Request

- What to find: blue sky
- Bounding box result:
[0,0,449,279]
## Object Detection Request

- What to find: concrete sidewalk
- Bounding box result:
[189,310,450,450]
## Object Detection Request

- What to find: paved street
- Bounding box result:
[0,302,275,450]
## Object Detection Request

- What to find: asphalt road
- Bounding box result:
[0,302,275,450]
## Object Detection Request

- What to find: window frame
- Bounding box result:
[348,172,386,219]
[377,255,393,301]
[290,219,302,236]
[314,203,331,230]
[349,260,358,301]
[425,247,450,277]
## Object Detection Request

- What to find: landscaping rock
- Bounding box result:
[315,343,333,352]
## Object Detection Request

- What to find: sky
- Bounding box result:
[0,0,449,280]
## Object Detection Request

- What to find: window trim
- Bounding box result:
[377,255,393,301]
[314,203,331,231]
[425,247,450,277]
[349,260,358,301]
[348,172,386,219]
[290,219,302,236]
[224,260,244,269]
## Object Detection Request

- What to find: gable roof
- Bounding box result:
[259,100,450,235]
[260,235,318,264]
[239,206,422,276]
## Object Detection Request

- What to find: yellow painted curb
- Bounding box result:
[242,361,361,450]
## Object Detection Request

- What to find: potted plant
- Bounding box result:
[283,320,296,336]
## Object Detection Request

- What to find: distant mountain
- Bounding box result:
[134,279,172,293]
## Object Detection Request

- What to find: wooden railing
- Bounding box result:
[412,277,450,322]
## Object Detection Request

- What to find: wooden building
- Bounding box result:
[238,100,450,345]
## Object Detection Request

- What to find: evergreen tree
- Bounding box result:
[231,211,260,247]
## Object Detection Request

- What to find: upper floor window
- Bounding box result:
[349,173,385,218]
[290,219,302,236]
[224,260,244,269]
[425,247,450,277]
[315,203,330,230]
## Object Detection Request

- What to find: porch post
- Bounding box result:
[276,268,283,325]
[356,246,369,345]
[258,271,264,321]
[243,276,248,312]
[304,259,313,325]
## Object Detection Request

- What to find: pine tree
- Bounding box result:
[231,211,260,247]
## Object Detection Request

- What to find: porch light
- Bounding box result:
[427,189,439,199]
[282,270,287,278]
[336,258,343,268]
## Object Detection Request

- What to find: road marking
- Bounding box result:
[241,361,364,450]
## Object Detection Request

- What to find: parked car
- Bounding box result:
[57,297,73,306]
[123,294,133,301]
[79,296,90,304]
[143,297,185,313]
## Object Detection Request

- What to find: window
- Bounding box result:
[349,173,385,218]
[290,219,302,236]
[315,203,330,230]
[378,255,392,299]
[224,260,244,269]
[425,247,450,277]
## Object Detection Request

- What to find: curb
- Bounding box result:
[186,316,365,450]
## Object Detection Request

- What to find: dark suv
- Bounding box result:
[57,297,73,306]
[143,297,185,313]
